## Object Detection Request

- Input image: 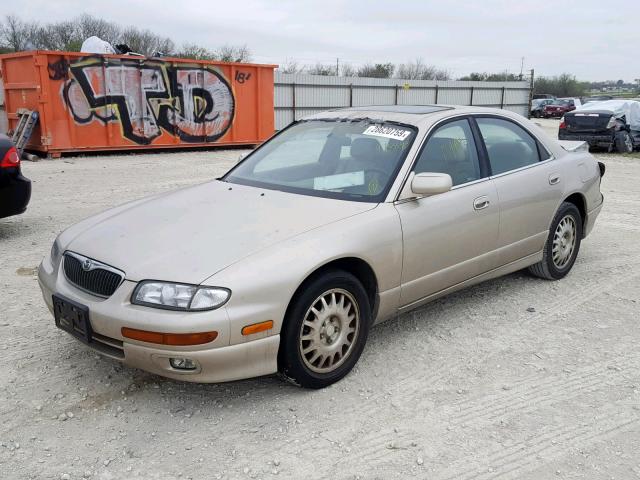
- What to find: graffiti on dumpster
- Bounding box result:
[58,57,235,145]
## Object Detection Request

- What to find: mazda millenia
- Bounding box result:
[39,105,604,388]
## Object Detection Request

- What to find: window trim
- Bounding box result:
[398,115,487,194]
[470,114,556,178]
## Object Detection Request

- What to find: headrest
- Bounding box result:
[351,138,382,159]
[424,137,467,163]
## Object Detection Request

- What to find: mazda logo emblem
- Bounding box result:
[82,259,94,271]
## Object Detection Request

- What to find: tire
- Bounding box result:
[615,131,633,154]
[528,202,582,280]
[278,269,371,389]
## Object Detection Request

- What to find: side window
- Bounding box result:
[413,119,481,186]
[476,118,541,175]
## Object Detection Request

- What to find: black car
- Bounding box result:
[0,134,31,219]
[559,100,640,153]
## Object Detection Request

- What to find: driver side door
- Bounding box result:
[395,117,500,309]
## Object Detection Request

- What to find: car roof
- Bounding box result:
[301,104,528,128]
[339,105,453,114]
[299,104,566,160]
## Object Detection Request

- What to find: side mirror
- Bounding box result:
[410,172,452,196]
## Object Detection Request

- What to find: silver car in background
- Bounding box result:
[38,105,604,388]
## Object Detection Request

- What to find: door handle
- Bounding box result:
[549,174,561,185]
[473,196,490,210]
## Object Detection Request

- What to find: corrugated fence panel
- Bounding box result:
[273,73,531,129]
[473,88,503,107]
[398,87,437,105]
[353,87,395,106]
[297,84,350,108]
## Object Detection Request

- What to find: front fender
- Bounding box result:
[203,203,403,345]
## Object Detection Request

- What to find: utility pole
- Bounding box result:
[527,68,535,119]
[519,57,524,81]
[336,58,339,76]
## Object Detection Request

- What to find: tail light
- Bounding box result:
[0,146,20,168]
[559,117,566,129]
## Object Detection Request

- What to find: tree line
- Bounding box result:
[0,14,251,62]
[1,13,620,96]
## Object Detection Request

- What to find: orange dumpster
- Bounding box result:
[0,51,276,157]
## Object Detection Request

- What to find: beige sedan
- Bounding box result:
[38,105,604,388]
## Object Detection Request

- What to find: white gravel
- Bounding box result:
[1,146,639,480]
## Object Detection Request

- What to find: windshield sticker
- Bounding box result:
[363,125,411,141]
[314,171,364,191]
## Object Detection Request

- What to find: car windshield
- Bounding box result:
[223,119,417,202]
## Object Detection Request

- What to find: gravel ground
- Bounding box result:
[1,145,639,480]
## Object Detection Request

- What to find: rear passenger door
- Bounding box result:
[473,116,564,266]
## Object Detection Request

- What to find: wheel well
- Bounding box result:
[564,193,586,231]
[294,258,379,316]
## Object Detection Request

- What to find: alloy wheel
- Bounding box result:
[552,215,577,269]
[299,288,360,373]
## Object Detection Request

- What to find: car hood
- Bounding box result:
[66,180,376,283]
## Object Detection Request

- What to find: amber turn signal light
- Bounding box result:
[241,320,274,336]
[121,327,218,346]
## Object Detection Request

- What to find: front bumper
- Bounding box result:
[38,254,280,383]
[0,169,31,219]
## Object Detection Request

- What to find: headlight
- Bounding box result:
[50,238,63,267]
[605,116,617,129]
[131,281,230,311]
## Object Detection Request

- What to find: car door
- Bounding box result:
[395,117,500,309]
[474,116,564,266]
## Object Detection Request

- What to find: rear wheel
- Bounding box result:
[615,131,633,153]
[278,270,371,389]
[528,202,582,280]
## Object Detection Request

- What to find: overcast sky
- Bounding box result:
[11,0,638,81]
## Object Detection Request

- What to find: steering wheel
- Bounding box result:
[364,168,389,195]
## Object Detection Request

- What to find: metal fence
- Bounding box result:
[274,73,531,129]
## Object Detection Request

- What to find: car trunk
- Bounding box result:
[564,112,612,133]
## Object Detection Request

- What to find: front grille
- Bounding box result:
[63,253,124,297]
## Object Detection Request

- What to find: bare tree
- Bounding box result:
[458,71,519,81]
[357,63,394,78]
[120,27,174,56]
[278,59,302,74]
[396,58,450,80]
[177,43,216,60]
[339,63,356,77]
[0,14,38,51]
[33,21,81,51]
[75,14,120,45]
[306,63,334,76]
[215,44,251,63]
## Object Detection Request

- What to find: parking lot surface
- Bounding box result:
[1,146,639,480]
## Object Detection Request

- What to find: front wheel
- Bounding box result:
[528,202,582,280]
[615,131,633,153]
[278,270,371,389]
